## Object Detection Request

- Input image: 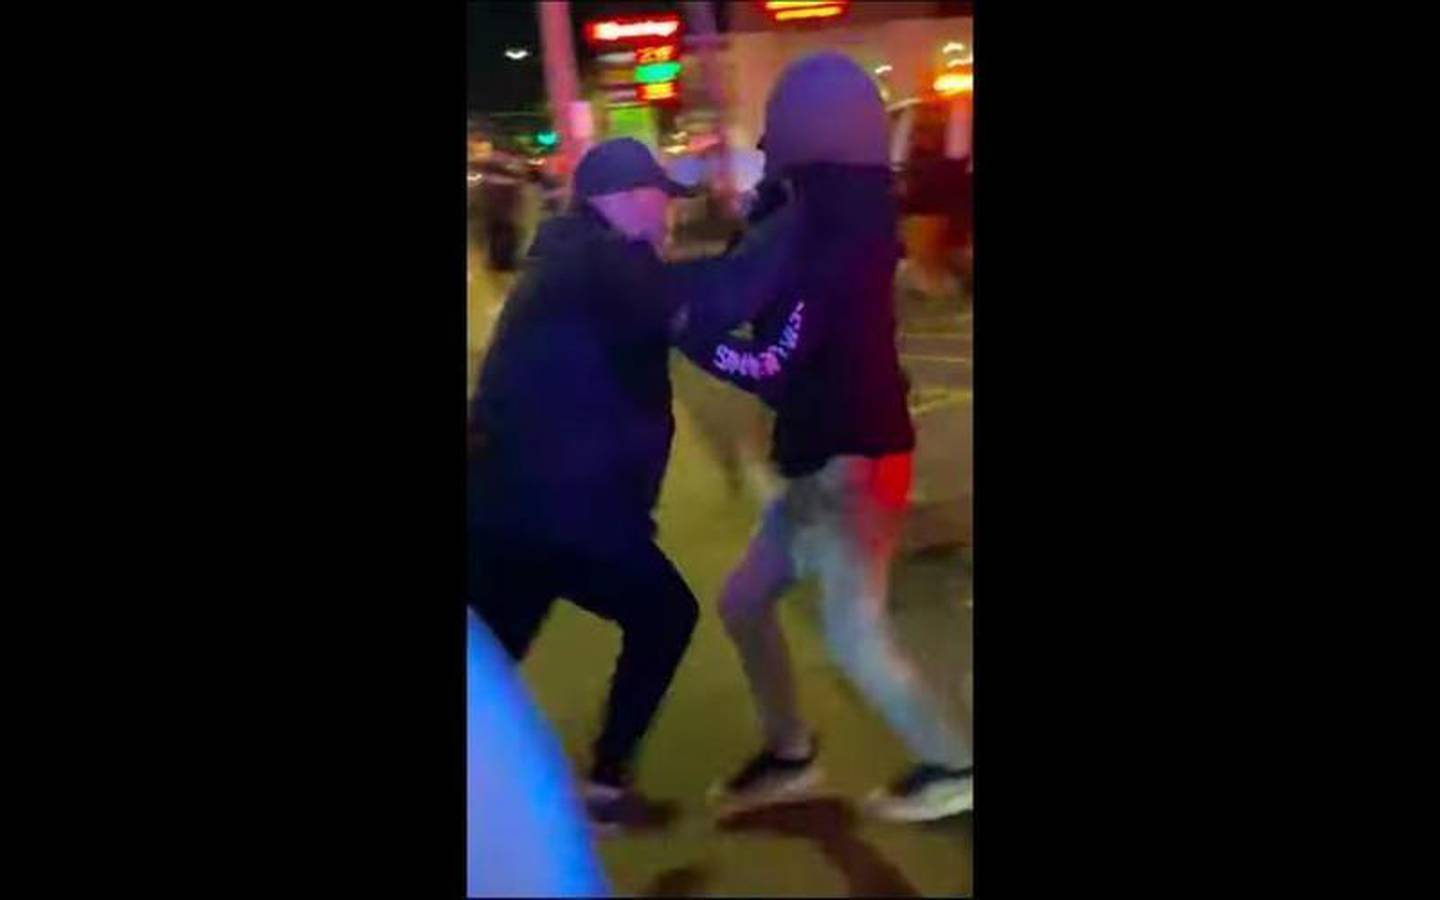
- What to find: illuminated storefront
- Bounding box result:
[722,1,972,152]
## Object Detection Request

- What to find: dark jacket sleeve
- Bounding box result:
[675,269,823,407]
[665,202,799,344]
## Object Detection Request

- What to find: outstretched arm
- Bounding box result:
[675,286,822,406]
[664,203,799,343]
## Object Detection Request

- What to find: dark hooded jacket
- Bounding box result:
[468,203,795,551]
[676,52,915,478]
[678,164,914,477]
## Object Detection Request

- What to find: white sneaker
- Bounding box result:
[864,765,973,823]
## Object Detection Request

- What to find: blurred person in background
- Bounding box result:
[678,52,973,823]
[468,137,795,832]
[528,159,564,217]
[479,154,524,272]
[896,104,968,304]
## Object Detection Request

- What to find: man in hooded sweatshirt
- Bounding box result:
[678,52,973,823]
[467,138,795,831]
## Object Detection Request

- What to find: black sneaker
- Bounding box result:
[580,777,678,836]
[580,779,629,836]
[707,742,824,814]
[864,764,973,822]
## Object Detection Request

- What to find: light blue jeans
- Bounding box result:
[719,454,972,769]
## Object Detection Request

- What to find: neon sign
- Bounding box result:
[635,61,683,84]
[762,1,848,22]
[638,81,679,102]
[585,15,682,45]
[636,45,677,65]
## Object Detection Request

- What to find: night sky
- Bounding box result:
[465,1,972,114]
[467,0,690,114]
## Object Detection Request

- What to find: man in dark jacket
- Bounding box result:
[679,53,973,822]
[467,138,793,830]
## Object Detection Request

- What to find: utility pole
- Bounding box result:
[681,1,736,217]
[537,1,586,182]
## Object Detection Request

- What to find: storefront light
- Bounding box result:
[764,1,848,23]
[934,71,974,96]
[775,5,844,21]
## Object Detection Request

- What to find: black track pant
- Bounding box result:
[468,528,699,782]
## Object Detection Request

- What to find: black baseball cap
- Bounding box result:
[572,138,697,200]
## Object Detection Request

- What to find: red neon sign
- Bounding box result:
[636,44,678,65]
[585,14,683,45]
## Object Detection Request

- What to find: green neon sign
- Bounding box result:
[634,61,682,84]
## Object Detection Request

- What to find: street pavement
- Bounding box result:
[468,221,974,897]
[897,296,972,553]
